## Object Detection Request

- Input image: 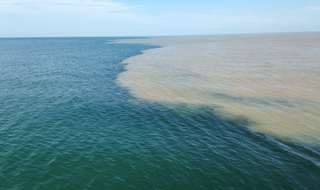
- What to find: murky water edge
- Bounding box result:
[115,33,320,144]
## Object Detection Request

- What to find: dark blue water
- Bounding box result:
[0,38,319,189]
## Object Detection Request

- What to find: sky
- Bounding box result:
[1,0,320,37]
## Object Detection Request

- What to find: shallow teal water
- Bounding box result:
[0,38,319,189]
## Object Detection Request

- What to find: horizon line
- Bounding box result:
[1,30,320,39]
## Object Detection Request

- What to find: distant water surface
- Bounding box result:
[0,36,319,189]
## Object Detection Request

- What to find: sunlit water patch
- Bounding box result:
[0,37,319,189]
[117,33,320,144]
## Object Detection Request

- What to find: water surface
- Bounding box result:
[0,37,319,189]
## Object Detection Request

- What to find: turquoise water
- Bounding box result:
[0,37,319,189]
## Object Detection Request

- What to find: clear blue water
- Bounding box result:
[0,37,319,189]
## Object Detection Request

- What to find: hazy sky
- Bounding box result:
[1,0,320,37]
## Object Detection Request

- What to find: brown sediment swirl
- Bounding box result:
[116,33,320,144]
